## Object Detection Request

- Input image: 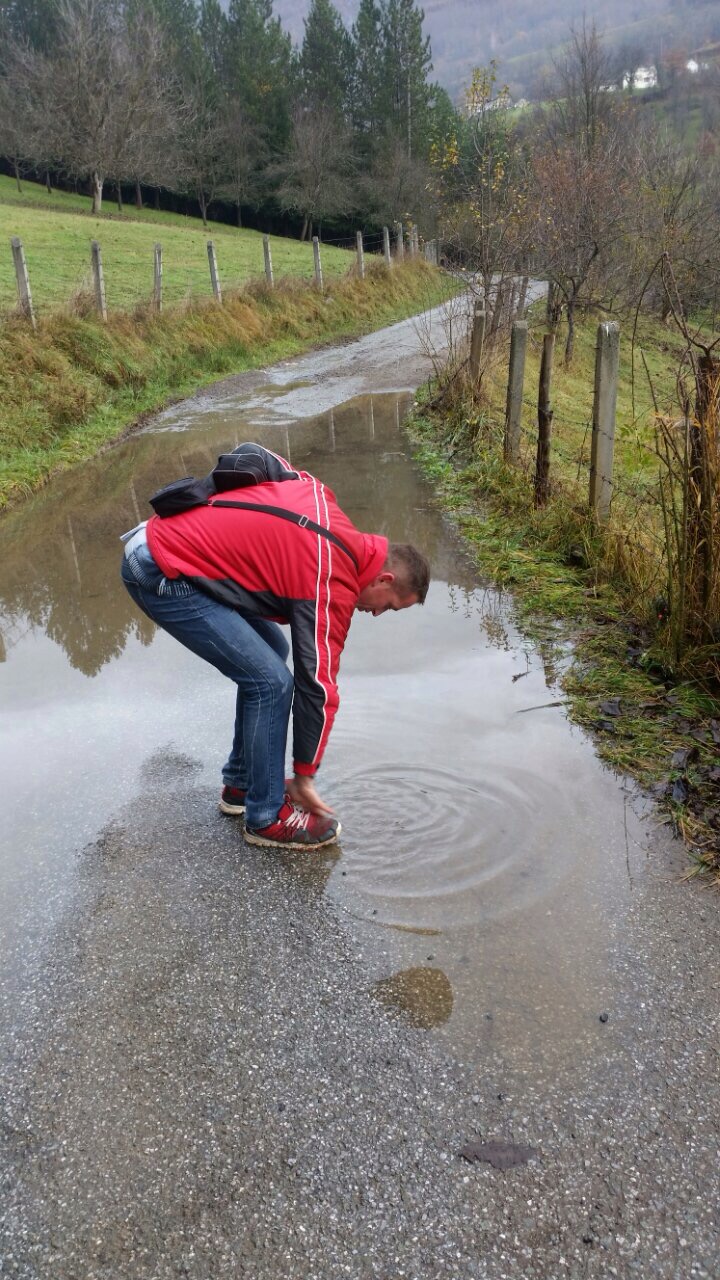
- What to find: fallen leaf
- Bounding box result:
[671,777,690,804]
[671,746,699,770]
[599,698,622,717]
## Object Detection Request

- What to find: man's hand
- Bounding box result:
[286,775,335,817]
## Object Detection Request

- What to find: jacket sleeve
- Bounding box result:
[288,583,354,776]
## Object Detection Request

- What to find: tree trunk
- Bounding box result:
[91,171,103,215]
[45,170,52,194]
[154,187,160,210]
[135,179,143,209]
[198,188,208,229]
[564,299,576,364]
[236,202,242,228]
[13,160,22,193]
[690,353,718,639]
[116,182,123,213]
[517,275,529,318]
[300,217,309,242]
[534,333,555,506]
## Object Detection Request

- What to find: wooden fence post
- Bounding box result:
[383,226,392,267]
[469,303,486,384]
[312,235,324,290]
[394,221,404,261]
[504,320,528,464]
[534,333,555,506]
[90,240,107,320]
[263,234,274,287]
[153,243,162,312]
[356,230,365,280]
[10,237,36,328]
[589,321,620,521]
[207,240,222,302]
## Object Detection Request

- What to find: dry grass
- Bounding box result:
[0,259,455,507]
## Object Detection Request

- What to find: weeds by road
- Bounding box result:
[406,308,720,879]
[0,259,455,508]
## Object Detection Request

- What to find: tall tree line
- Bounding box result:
[0,0,455,234]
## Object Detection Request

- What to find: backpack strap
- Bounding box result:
[210,500,360,572]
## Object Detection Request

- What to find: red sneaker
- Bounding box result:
[219,785,247,815]
[245,799,341,850]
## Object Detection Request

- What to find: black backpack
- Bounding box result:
[148,454,359,570]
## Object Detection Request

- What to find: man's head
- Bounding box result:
[356,543,430,616]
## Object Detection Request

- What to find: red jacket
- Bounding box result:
[147,444,388,775]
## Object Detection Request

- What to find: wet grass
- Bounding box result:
[406,312,720,880]
[0,174,355,311]
[0,259,456,509]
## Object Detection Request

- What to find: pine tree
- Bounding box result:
[300,0,353,120]
[224,0,295,149]
[379,0,433,160]
[350,0,384,142]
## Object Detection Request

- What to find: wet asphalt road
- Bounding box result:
[3,757,719,1279]
[1,299,719,1278]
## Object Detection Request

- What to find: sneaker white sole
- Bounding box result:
[244,822,341,850]
[219,799,246,815]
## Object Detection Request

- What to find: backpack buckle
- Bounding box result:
[298,514,309,527]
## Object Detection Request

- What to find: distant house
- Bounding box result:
[689,41,720,69]
[624,65,658,90]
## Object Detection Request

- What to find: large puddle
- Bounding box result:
[0,304,658,1079]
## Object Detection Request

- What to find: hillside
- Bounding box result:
[0,176,355,314]
[274,0,720,98]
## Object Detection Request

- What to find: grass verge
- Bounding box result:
[0,174,354,311]
[0,259,455,509]
[405,316,720,881]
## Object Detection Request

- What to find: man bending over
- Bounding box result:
[121,442,429,850]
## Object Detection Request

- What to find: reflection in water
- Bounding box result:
[0,361,649,1077]
[373,966,453,1029]
[0,392,479,676]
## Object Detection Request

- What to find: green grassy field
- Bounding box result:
[0,175,355,312]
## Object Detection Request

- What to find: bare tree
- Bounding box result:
[276,106,354,241]
[430,63,532,330]
[529,24,637,361]
[529,133,631,361]
[544,20,617,159]
[217,101,268,228]
[359,130,430,229]
[0,67,30,190]
[5,0,179,215]
[175,70,226,229]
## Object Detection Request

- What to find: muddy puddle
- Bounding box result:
[0,304,663,1079]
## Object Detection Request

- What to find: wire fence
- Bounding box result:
[2,224,436,324]
[448,302,686,599]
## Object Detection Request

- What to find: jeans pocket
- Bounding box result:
[158,575,195,598]
[126,546,162,591]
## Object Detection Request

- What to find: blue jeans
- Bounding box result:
[121,540,292,829]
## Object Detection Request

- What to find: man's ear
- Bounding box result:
[376,571,395,586]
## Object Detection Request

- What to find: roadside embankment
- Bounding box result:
[0,259,453,508]
[405,310,720,878]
